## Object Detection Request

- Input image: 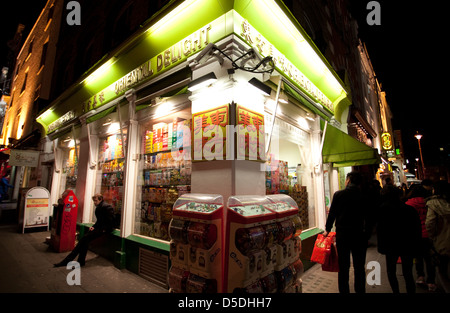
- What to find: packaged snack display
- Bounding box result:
[265,156,310,228]
[97,134,127,228]
[136,118,192,240]
[62,146,78,192]
[168,194,224,293]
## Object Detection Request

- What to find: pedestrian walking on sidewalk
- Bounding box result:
[426,181,450,287]
[54,193,115,267]
[323,171,369,293]
[377,185,422,293]
[405,184,436,291]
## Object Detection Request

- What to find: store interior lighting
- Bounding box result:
[154,99,175,119]
[102,118,112,126]
[107,122,120,133]
[278,92,288,104]
[305,113,315,121]
[187,72,217,92]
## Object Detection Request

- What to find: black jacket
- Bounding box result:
[93,201,115,233]
[325,183,367,236]
[376,198,421,256]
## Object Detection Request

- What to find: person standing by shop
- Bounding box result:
[323,171,368,293]
[405,184,436,291]
[0,174,13,202]
[54,193,115,267]
[377,185,422,293]
[426,181,450,288]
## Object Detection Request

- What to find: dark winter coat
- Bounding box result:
[377,194,422,256]
[325,183,367,236]
[92,201,115,233]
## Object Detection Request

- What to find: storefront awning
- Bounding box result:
[322,124,381,167]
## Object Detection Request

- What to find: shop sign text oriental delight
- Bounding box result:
[84,24,212,113]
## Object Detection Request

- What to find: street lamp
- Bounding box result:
[415,131,425,179]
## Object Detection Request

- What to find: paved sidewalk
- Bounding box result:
[301,239,447,293]
[0,224,168,293]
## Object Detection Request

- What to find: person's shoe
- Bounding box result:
[416,276,425,284]
[53,260,69,268]
[428,283,437,292]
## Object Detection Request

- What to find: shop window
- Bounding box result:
[26,39,34,61]
[97,131,127,230]
[20,72,28,95]
[40,41,49,70]
[59,134,79,196]
[265,115,316,229]
[135,106,192,241]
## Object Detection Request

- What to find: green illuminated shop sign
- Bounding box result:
[38,0,349,132]
[83,24,213,113]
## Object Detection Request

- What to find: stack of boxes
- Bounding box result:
[290,185,309,228]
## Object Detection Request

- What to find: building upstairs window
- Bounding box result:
[40,41,49,70]
[20,72,28,95]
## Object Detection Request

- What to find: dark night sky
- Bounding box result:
[349,1,447,168]
[0,1,47,67]
[1,1,446,168]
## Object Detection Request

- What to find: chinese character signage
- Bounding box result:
[236,105,265,161]
[192,104,229,161]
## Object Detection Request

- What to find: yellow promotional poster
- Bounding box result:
[192,104,229,161]
[25,198,49,227]
[236,105,264,161]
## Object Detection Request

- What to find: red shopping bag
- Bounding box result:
[310,232,335,264]
[322,243,339,272]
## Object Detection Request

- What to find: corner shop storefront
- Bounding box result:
[37,0,352,287]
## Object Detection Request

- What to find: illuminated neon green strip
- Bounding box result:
[37,0,349,132]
